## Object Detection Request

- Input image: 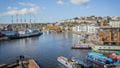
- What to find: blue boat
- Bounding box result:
[87,52,113,65]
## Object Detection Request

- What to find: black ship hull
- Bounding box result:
[8,32,43,39]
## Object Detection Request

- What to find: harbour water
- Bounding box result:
[0,32,91,68]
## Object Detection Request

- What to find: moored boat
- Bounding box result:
[72,58,93,68]
[92,45,120,51]
[0,30,18,37]
[87,52,113,65]
[57,56,82,68]
[0,31,8,40]
[107,53,120,66]
[8,29,43,39]
[107,53,120,60]
[71,44,91,49]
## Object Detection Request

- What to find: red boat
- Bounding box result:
[71,44,91,49]
[107,53,120,60]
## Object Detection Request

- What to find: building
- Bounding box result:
[109,21,120,27]
[98,20,120,45]
[98,27,120,45]
[72,23,98,34]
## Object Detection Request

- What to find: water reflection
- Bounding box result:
[72,33,84,44]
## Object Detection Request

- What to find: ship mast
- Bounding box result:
[29,14,32,29]
[11,15,14,31]
[11,16,13,24]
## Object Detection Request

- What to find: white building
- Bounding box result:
[109,21,120,27]
[72,23,98,34]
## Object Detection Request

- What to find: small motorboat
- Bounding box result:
[57,56,82,68]
[71,44,91,49]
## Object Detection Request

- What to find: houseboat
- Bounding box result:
[57,56,82,68]
[92,45,120,51]
[71,44,91,49]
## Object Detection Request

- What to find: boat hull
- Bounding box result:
[71,45,91,49]
[8,32,43,39]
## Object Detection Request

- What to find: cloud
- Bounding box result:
[0,2,40,16]
[70,0,90,5]
[56,0,91,6]
[7,7,18,10]
[57,0,64,5]
[19,2,36,7]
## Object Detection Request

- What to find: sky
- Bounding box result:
[0,0,120,23]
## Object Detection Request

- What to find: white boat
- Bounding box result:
[57,56,81,68]
[92,45,120,51]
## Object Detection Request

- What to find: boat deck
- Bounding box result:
[0,59,39,68]
[28,59,39,68]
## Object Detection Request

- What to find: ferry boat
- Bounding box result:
[0,55,40,68]
[87,52,113,65]
[71,44,91,49]
[57,56,81,68]
[8,29,43,39]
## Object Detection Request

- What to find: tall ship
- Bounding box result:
[8,29,43,39]
[0,23,43,39]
